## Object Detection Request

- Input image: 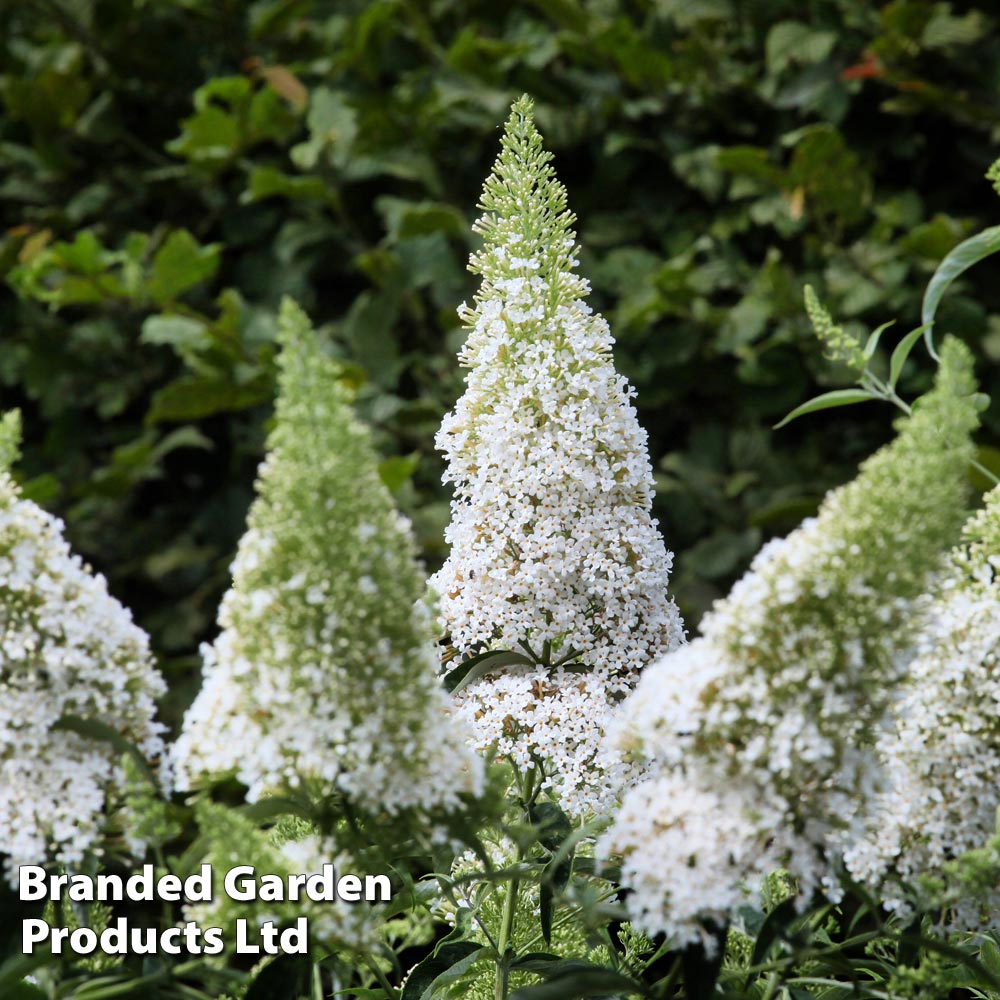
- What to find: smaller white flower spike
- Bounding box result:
[173,299,484,817]
[431,96,683,817]
[845,484,1000,930]
[601,337,980,947]
[0,411,166,885]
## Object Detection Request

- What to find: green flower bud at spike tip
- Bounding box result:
[0,409,21,474]
[601,336,979,950]
[804,284,865,372]
[846,483,1000,930]
[0,409,166,885]
[172,299,484,817]
[987,155,1000,198]
[431,96,684,818]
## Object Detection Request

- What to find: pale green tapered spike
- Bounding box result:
[0,409,21,475]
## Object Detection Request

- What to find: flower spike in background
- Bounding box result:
[846,483,1000,929]
[172,299,483,820]
[0,410,166,885]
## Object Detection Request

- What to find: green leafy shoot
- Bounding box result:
[779,287,997,485]
[775,286,922,430]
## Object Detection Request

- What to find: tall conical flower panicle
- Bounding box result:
[0,411,166,885]
[601,337,980,947]
[431,97,683,816]
[845,484,1000,929]
[172,299,483,816]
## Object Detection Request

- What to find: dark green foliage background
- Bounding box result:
[2,0,999,729]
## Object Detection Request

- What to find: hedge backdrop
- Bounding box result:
[2,0,1000,730]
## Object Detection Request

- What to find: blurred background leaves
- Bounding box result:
[2,0,999,728]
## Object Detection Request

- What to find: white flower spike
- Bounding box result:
[431,96,683,817]
[0,411,166,885]
[173,299,483,816]
[602,337,979,948]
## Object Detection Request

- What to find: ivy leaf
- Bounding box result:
[378,453,420,494]
[147,375,271,422]
[147,230,221,305]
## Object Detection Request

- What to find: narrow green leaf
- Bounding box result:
[980,938,1000,980]
[683,927,728,1000]
[509,960,645,999]
[888,323,932,389]
[245,953,312,1000]
[922,224,1000,358]
[400,942,483,1000]
[52,716,155,785]
[443,649,533,694]
[379,880,439,921]
[751,898,798,965]
[539,881,554,944]
[5,982,46,1000]
[238,796,313,823]
[773,389,875,430]
[528,802,573,852]
[862,319,894,362]
[510,953,562,973]
[147,375,271,422]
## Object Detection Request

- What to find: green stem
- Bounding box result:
[760,970,781,1000]
[495,765,536,1000]
[494,859,521,1000]
[366,956,399,999]
[972,458,1000,486]
[786,978,891,999]
[654,954,683,994]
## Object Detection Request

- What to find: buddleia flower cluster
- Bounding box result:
[430,96,683,817]
[0,411,166,884]
[600,338,979,948]
[844,485,1000,929]
[172,300,483,819]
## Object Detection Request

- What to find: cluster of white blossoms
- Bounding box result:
[172,300,483,818]
[0,411,166,885]
[431,96,683,817]
[601,337,980,948]
[845,484,1000,928]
